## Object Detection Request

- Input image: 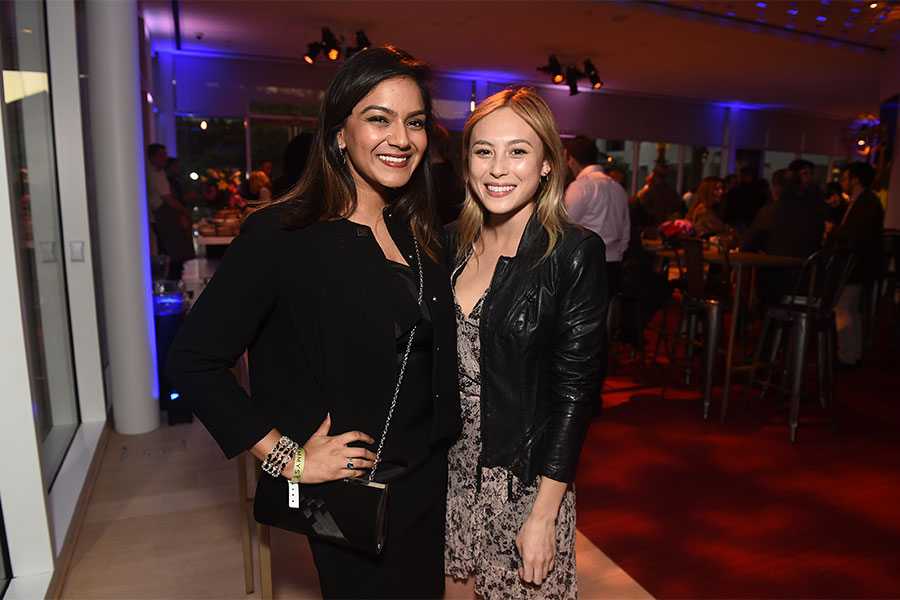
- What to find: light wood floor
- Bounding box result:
[59,419,652,599]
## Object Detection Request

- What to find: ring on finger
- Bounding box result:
[347,459,354,469]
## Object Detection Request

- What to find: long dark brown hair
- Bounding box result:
[279,46,441,260]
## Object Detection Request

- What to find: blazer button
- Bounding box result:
[432,296,437,302]
[436,345,440,352]
[435,393,440,399]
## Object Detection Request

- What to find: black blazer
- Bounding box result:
[828,189,885,284]
[166,202,461,461]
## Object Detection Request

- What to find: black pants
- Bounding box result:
[308,449,448,599]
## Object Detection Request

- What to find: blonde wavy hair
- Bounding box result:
[455,87,569,263]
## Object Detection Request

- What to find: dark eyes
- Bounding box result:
[365,115,425,129]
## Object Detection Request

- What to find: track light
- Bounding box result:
[322,27,340,60]
[537,55,564,84]
[303,41,322,64]
[346,30,371,57]
[565,66,585,95]
[584,59,603,89]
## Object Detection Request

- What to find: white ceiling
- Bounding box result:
[140,0,900,119]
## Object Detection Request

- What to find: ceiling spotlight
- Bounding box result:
[584,59,603,89]
[857,138,867,146]
[869,2,878,8]
[537,55,564,84]
[321,27,340,61]
[303,41,322,64]
[346,30,371,57]
[565,66,584,95]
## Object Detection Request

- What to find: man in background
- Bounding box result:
[724,165,767,231]
[828,162,884,370]
[637,163,681,225]
[147,144,193,280]
[741,169,824,306]
[564,135,630,299]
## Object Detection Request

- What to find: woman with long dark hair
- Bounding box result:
[685,176,728,236]
[444,88,607,599]
[167,46,460,599]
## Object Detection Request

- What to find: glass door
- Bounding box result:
[1,0,80,487]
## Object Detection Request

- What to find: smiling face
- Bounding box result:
[467,107,550,222]
[337,76,427,202]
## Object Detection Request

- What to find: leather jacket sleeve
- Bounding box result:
[541,232,607,482]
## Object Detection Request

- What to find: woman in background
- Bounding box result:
[685,176,728,237]
[444,87,607,599]
[168,46,460,599]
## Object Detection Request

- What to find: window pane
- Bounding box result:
[1,0,81,487]
[636,141,680,192]
[595,139,633,192]
[683,146,723,192]
[175,116,246,215]
[763,150,797,181]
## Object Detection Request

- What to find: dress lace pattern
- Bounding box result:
[444,286,578,600]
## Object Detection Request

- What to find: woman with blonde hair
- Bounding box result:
[685,176,728,236]
[444,87,607,599]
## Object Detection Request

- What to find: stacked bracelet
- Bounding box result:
[261,435,298,478]
[291,447,306,483]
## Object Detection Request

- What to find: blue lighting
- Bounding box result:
[154,294,185,316]
[787,8,799,14]
[755,1,767,7]
[877,13,886,19]
[820,0,830,4]
[816,15,827,21]
[786,23,795,28]
[844,21,853,26]
[726,11,736,16]
[870,28,877,32]
[170,391,180,401]
[849,7,861,12]
[757,17,766,22]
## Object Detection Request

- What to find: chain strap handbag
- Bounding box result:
[253,240,424,555]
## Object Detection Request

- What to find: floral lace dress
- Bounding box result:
[445,277,578,600]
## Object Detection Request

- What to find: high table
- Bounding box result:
[654,244,804,421]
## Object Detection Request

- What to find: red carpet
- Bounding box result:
[576,319,900,599]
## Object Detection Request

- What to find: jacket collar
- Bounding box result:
[512,208,549,261]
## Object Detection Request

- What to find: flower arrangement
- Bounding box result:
[658,219,699,241]
[199,167,246,209]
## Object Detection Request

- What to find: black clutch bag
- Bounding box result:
[252,240,424,555]
[253,474,389,554]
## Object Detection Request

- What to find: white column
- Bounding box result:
[85,0,159,434]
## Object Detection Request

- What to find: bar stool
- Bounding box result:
[659,238,730,420]
[233,354,274,598]
[741,246,854,442]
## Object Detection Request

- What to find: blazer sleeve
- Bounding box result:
[540,232,608,482]
[166,209,280,459]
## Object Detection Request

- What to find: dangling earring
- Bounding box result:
[340,147,347,166]
[540,172,549,187]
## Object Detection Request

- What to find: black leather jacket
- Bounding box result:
[447,214,608,484]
